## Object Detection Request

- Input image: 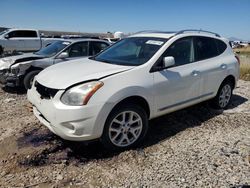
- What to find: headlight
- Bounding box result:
[10,67,19,74]
[61,81,103,106]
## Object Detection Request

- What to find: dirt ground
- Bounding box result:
[0,80,249,188]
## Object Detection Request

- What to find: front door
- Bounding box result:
[54,41,89,64]
[153,37,203,115]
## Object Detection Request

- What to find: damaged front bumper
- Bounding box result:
[0,70,23,87]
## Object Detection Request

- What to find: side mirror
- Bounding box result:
[163,56,175,68]
[57,52,69,59]
[4,34,9,39]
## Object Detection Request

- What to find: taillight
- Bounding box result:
[235,55,240,65]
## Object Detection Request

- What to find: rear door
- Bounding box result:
[22,30,41,51]
[153,37,203,115]
[193,36,227,96]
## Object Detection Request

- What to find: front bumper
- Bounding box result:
[27,83,111,141]
[0,71,22,87]
[0,69,8,84]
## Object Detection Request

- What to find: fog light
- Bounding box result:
[62,123,75,131]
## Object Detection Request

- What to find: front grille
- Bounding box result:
[35,81,58,99]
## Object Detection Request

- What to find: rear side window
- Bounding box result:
[215,39,227,54]
[195,36,218,61]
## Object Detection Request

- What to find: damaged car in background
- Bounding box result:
[0,39,110,89]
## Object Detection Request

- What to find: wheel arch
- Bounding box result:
[221,75,236,89]
[25,66,43,75]
[110,95,151,118]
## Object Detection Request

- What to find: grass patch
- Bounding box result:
[240,61,250,81]
[234,46,250,56]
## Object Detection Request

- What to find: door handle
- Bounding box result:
[220,64,227,69]
[191,70,199,77]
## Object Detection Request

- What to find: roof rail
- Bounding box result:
[176,29,221,37]
[134,30,177,35]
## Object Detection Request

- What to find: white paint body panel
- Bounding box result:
[27,32,239,141]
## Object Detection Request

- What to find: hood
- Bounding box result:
[36,58,134,89]
[0,53,44,70]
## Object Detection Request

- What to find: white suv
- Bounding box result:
[27,30,240,150]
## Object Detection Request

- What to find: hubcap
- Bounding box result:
[219,84,231,108]
[108,111,143,147]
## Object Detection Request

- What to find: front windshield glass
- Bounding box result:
[0,29,9,36]
[35,41,71,57]
[93,37,167,66]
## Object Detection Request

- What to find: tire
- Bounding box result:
[101,104,148,151]
[210,80,233,109]
[23,70,41,90]
[0,46,3,56]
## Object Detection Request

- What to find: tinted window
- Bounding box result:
[8,30,37,38]
[215,39,227,54]
[89,42,109,56]
[163,37,194,66]
[67,42,88,57]
[195,37,218,61]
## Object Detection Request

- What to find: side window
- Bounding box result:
[8,30,37,38]
[195,37,218,61]
[215,39,227,55]
[22,30,38,38]
[164,37,194,66]
[89,42,109,56]
[67,42,88,57]
[8,31,19,38]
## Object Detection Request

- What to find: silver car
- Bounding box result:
[0,39,110,89]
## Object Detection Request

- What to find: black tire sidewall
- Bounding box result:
[0,46,3,56]
[23,70,41,90]
[101,104,148,151]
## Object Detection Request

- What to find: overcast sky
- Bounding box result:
[1,0,250,40]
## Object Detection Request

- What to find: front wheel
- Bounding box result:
[101,104,148,151]
[23,70,41,90]
[0,46,4,57]
[211,81,233,109]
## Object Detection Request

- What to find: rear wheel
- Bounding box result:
[23,70,41,90]
[211,81,233,109]
[101,104,148,151]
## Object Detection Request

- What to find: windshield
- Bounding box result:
[93,37,167,66]
[35,41,71,57]
[0,29,9,36]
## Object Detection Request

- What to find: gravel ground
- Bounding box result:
[0,80,249,188]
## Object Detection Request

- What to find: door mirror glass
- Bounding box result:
[57,52,69,59]
[163,56,175,68]
[4,34,9,39]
